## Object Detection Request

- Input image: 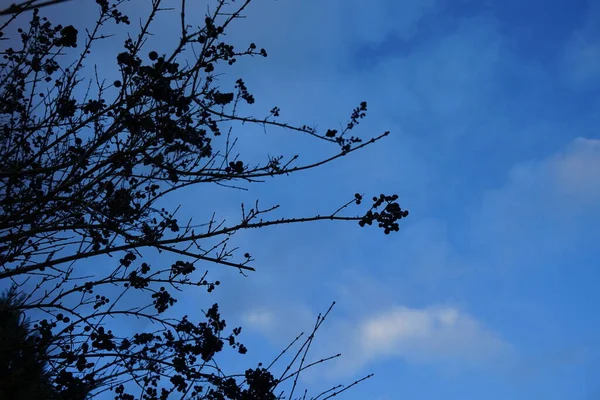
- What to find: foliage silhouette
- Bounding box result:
[0,0,409,398]
[0,286,95,399]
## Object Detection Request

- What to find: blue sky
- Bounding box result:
[206,1,600,398]
[7,0,600,399]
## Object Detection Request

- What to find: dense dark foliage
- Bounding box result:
[0,0,408,398]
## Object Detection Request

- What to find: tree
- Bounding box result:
[0,286,95,399]
[0,0,408,398]
[0,286,56,399]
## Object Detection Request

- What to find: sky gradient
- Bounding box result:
[6,0,600,399]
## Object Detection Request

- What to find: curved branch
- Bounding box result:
[0,0,73,16]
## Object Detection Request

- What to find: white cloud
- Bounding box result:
[239,300,513,380]
[478,136,600,221]
[243,309,275,329]
[238,302,316,345]
[551,138,600,202]
[468,136,600,275]
[342,305,513,372]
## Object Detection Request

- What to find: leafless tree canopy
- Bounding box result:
[0,0,408,398]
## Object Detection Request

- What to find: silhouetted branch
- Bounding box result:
[0,0,73,16]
